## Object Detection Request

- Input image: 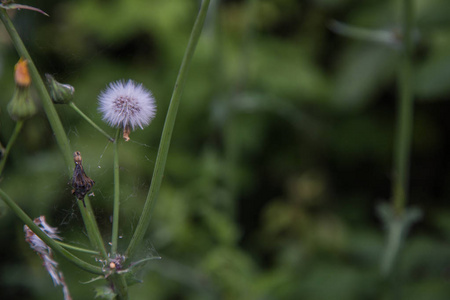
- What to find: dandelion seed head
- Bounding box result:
[98,80,156,131]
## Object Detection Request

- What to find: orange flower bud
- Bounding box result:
[14,58,31,87]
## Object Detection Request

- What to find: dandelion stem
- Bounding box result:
[0,9,72,170]
[69,102,114,142]
[392,0,414,215]
[111,128,121,255]
[0,9,108,260]
[56,241,100,255]
[0,120,24,176]
[0,189,103,274]
[125,0,210,260]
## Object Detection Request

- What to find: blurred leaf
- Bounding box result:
[332,45,396,110]
[94,285,116,299]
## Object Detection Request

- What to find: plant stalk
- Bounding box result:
[392,0,414,215]
[111,128,121,255]
[125,0,210,259]
[0,120,24,175]
[77,198,109,258]
[109,273,128,300]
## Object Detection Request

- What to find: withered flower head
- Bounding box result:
[71,151,95,205]
[24,216,71,300]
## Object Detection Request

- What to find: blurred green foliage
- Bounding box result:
[1,0,450,299]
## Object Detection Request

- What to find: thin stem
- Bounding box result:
[0,189,103,274]
[0,120,24,175]
[392,0,414,215]
[69,102,114,142]
[125,0,210,260]
[56,241,100,255]
[111,128,121,255]
[0,10,108,259]
[0,9,72,170]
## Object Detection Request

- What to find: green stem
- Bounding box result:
[109,273,128,300]
[78,198,109,259]
[69,102,114,142]
[125,0,210,260]
[0,189,103,274]
[0,9,72,170]
[0,10,108,259]
[0,120,24,175]
[393,0,414,215]
[111,128,121,255]
[56,241,100,255]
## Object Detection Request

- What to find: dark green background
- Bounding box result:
[1,0,450,299]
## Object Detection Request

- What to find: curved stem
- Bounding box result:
[0,189,103,274]
[69,102,114,142]
[125,0,210,259]
[111,128,121,255]
[0,120,24,175]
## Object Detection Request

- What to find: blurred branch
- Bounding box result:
[329,20,401,47]
[393,0,414,215]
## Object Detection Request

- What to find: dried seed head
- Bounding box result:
[71,151,95,204]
